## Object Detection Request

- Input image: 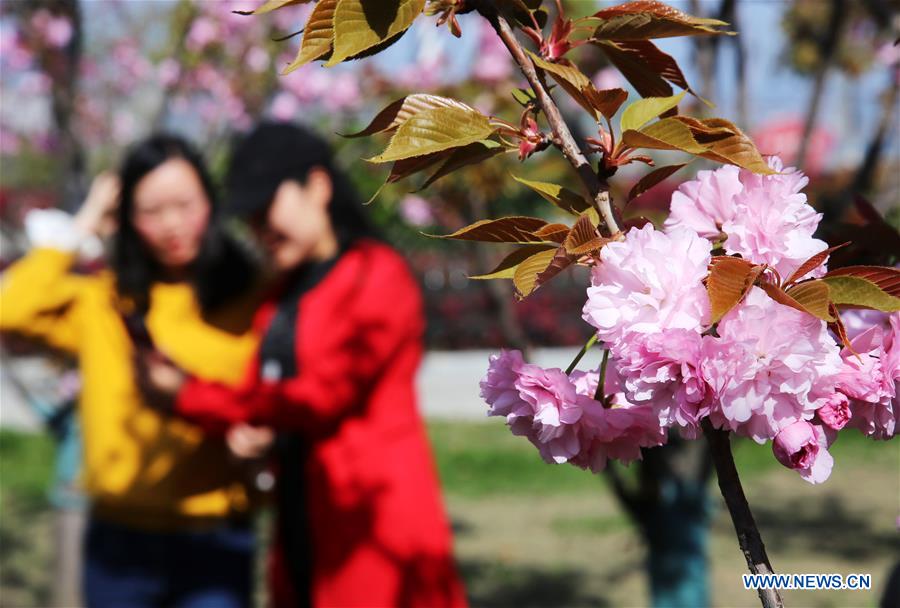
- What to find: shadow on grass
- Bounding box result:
[752,493,900,561]
[459,559,614,608]
[0,499,53,607]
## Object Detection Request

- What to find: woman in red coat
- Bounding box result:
[141,123,467,608]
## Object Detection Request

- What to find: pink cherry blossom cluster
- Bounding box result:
[483,157,898,485]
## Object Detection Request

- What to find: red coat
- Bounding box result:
[176,239,467,608]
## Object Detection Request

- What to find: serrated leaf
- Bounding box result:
[784,242,851,286]
[533,246,576,293]
[682,117,773,174]
[471,244,557,280]
[589,0,734,40]
[824,266,900,297]
[759,281,832,321]
[533,223,571,244]
[367,106,495,163]
[597,40,673,98]
[283,0,338,72]
[429,216,549,244]
[707,256,760,323]
[622,118,707,154]
[514,248,559,298]
[511,175,592,215]
[236,0,312,15]
[563,213,607,255]
[345,94,474,138]
[627,163,687,203]
[822,276,900,312]
[829,303,854,352]
[386,151,449,183]
[612,40,707,104]
[364,151,450,203]
[784,281,834,321]
[583,87,629,121]
[527,51,600,119]
[329,0,424,66]
[621,92,685,132]
[417,140,507,190]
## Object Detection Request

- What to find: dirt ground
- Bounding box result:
[449,463,900,608]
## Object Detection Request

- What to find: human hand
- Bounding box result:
[74,172,120,238]
[134,348,185,413]
[226,423,276,460]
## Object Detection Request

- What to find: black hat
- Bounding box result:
[225,121,333,218]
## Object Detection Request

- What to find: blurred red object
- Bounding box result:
[752,117,835,175]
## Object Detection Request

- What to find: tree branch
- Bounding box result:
[702,420,783,608]
[473,5,620,235]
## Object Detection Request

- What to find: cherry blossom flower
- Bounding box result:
[772,420,834,484]
[666,157,828,280]
[611,329,710,438]
[837,320,899,440]
[583,224,711,349]
[702,287,842,443]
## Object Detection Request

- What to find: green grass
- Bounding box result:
[427,420,899,498]
[0,430,55,509]
[427,421,604,498]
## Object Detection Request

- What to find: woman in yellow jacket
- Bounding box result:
[0,135,261,608]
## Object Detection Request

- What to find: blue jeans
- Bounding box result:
[83,517,254,608]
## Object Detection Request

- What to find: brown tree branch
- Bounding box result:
[472,4,620,236]
[703,420,784,608]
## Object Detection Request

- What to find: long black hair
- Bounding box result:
[224,122,377,249]
[112,134,257,315]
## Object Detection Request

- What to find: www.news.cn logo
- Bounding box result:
[742,573,872,591]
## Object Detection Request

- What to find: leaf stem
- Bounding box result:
[473,3,620,236]
[702,420,784,608]
[594,348,609,403]
[564,334,597,375]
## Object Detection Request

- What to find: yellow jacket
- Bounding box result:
[0,247,259,529]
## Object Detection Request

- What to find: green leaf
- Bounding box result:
[367,106,496,163]
[514,248,558,297]
[589,0,734,40]
[511,88,536,106]
[627,163,687,203]
[283,0,338,73]
[511,175,592,215]
[328,0,424,66]
[236,0,312,15]
[622,118,707,154]
[471,244,557,280]
[417,140,507,190]
[822,276,900,312]
[428,216,549,244]
[824,265,900,298]
[761,281,834,322]
[620,92,685,133]
[344,94,475,138]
